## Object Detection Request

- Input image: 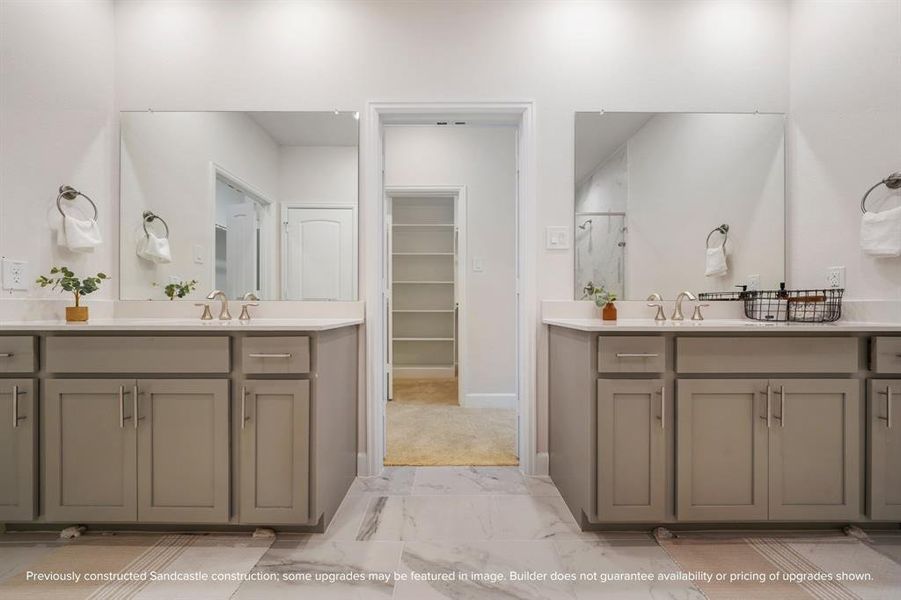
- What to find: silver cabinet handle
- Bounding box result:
[133,384,139,429]
[12,385,26,428]
[616,353,659,358]
[119,386,125,428]
[248,353,292,359]
[764,385,772,428]
[0,353,13,358]
[776,385,785,427]
[879,387,894,429]
[241,386,248,430]
[659,385,665,429]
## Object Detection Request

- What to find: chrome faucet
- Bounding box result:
[671,290,697,321]
[239,292,260,321]
[646,293,667,321]
[207,289,232,320]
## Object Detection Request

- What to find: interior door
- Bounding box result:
[285,207,354,301]
[768,379,860,520]
[226,201,259,299]
[385,201,393,400]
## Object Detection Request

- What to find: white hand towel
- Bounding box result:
[705,244,728,277]
[58,215,102,251]
[137,232,172,264]
[861,205,901,257]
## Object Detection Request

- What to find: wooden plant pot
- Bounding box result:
[601,302,617,321]
[66,306,89,322]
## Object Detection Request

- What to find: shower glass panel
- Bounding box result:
[575,213,626,299]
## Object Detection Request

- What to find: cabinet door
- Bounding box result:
[44,379,138,522]
[869,380,901,520]
[768,379,860,520]
[597,379,666,522]
[0,380,36,520]
[240,380,310,524]
[677,379,769,521]
[137,379,229,523]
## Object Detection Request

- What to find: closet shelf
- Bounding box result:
[393,337,454,342]
[392,252,454,256]
[393,280,454,284]
[392,309,454,313]
[392,223,454,228]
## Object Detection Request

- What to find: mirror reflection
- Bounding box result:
[120,111,359,300]
[574,112,785,300]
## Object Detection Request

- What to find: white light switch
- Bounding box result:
[193,244,205,264]
[472,258,484,272]
[546,226,570,250]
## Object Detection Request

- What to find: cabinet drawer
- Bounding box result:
[45,336,229,373]
[598,336,665,373]
[242,337,311,374]
[0,337,36,373]
[676,337,858,374]
[871,337,901,374]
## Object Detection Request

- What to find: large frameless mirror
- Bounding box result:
[119,111,359,301]
[574,111,785,301]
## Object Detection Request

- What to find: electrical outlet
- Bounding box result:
[746,274,761,291]
[1,258,28,291]
[825,266,845,289]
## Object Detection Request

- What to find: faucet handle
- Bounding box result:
[691,303,711,321]
[194,303,213,321]
[646,293,666,321]
[239,302,260,321]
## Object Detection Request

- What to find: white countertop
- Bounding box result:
[543,317,901,333]
[0,317,364,332]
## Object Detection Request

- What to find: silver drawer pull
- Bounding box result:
[0,353,13,358]
[241,386,249,430]
[615,353,659,358]
[248,353,292,359]
[12,385,27,428]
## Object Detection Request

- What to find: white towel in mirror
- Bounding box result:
[57,214,102,251]
[137,232,172,264]
[861,205,901,257]
[705,244,728,277]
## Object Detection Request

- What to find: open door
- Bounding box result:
[226,201,258,299]
[385,200,393,401]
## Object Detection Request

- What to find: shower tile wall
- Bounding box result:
[575,146,628,298]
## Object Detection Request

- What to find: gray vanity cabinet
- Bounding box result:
[869,380,901,520]
[597,379,666,522]
[137,379,229,523]
[676,379,769,521]
[44,379,138,522]
[239,380,311,524]
[767,379,859,520]
[0,379,36,521]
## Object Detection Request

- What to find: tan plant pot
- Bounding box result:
[66,306,89,322]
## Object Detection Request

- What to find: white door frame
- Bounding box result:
[209,162,276,299]
[281,203,358,301]
[385,185,467,406]
[362,101,536,475]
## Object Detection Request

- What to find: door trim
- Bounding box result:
[362,101,536,475]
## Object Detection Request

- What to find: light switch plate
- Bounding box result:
[546,226,570,250]
[1,258,28,291]
[193,244,204,265]
[472,258,484,272]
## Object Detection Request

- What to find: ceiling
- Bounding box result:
[247,111,359,147]
[574,112,653,183]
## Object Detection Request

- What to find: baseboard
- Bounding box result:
[533,452,549,476]
[462,393,516,409]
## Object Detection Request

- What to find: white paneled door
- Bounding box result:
[225,201,259,300]
[285,207,355,301]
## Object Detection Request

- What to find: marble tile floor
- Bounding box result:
[0,467,899,599]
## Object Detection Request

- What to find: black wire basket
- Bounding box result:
[698,288,844,323]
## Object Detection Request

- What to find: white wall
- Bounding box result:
[384,126,517,403]
[788,0,901,300]
[0,0,116,299]
[119,111,280,299]
[279,146,358,207]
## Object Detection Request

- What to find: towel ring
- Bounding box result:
[706,224,729,249]
[860,172,901,214]
[56,185,98,221]
[142,210,170,238]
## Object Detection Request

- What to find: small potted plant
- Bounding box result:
[36,266,109,322]
[584,282,617,321]
[157,279,198,301]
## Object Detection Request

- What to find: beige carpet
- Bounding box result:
[386,378,517,466]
